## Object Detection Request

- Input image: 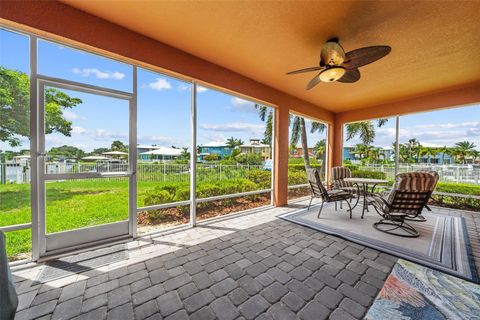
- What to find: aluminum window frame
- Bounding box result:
[1,24,277,262]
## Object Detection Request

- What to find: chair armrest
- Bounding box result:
[368,193,390,212]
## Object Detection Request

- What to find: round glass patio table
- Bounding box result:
[343,178,389,219]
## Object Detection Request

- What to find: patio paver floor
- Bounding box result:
[11,200,479,320]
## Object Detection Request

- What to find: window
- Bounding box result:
[136,68,192,232]
[288,114,328,201]
[38,39,133,92]
[0,28,31,260]
[196,87,273,220]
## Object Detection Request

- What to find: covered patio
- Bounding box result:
[1,1,480,319]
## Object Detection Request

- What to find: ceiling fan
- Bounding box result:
[286,38,391,90]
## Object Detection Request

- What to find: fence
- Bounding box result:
[356,163,480,185]
[0,162,265,185]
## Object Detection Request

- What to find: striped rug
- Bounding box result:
[279,204,478,283]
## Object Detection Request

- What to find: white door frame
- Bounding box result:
[34,76,136,258]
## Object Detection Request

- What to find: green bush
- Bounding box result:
[288,163,322,172]
[235,153,263,165]
[351,170,386,180]
[433,182,480,211]
[247,170,271,189]
[288,171,307,185]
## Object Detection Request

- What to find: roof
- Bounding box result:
[200,141,229,148]
[140,146,182,156]
[136,145,161,150]
[102,151,128,155]
[82,156,109,160]
[63,1,480,113]
[240,143,270,148]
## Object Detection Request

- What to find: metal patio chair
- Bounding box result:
[331,166,361,208]
[369,172,437,238]
[306,167,354,219]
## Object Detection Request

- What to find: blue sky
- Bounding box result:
[1,28,479,153]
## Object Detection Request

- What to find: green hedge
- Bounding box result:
[434,182,480,211]
[351,170,386,180]
[288,163,322,172]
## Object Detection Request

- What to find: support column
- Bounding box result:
[273,105,289,206]
[326,123,334,183]
[332,115,344,167]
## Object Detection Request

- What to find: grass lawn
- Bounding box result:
[0,179,178,260]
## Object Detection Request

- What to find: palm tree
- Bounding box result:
[255,104,326,169]
[226,137,244,148]
[255,105,273,145]
[454,141,477,164]
[438,145,449,164]
[345,119,388,147]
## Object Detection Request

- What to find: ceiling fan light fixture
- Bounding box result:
[319,66,345,82]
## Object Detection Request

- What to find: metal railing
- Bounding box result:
[356,163,480,185]
[0,162,265,184]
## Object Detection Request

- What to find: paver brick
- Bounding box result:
[52,296,83,320]
[237,275,263,295]
[156,291,183,317]
[315,286,343,309]
[134,300,159,320]
[190,306,216,320]
[299,301,329,320]
[183,289,215,313]
[73,306,107,320]
[287,279,315,301]
[338,284,372,307]
[339,297,366,318]
[211,278,238,297]
[260,282,288,303]
[59,281,86,302]
[228,287,250,306]
[281,292,305,312]
[238,295,270,320]
[210,296,240,320]
[82,293,107,313]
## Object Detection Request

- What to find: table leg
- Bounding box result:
[361,184,367,219]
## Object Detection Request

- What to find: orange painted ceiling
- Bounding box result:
[61,0,480,112]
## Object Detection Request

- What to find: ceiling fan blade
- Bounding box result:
[286,66,324,75]
[337,69,361,83]
[343,46,391,69]
[305,73,322,90]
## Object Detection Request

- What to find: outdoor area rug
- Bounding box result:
[34,243,128,284]
[278,203,479,283]
[364,259,480,320]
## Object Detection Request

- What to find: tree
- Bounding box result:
[345,119,388,146]
[289,116,326,169]
[1,67,82,147]
[226,137,244,148]
[204,154,219,162]
[313,139,326,160]
[48,145,86,160]
[180,147,190,160]
[255,104,273,146]
[454,141,477,164]
[91,147,110,155]
[111,140,128,152]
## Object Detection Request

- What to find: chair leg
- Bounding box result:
[425,204,432,212]
[345,199,353,219]
[334,202,337,211]
[307,197,313,210]
[317,201,325,218]
[373,218,419,238]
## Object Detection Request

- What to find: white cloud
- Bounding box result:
[228,97,257,113]
[146,77,172,91]
[177,83,208,93]
[63,110,86,121]
[200,122,263,136]
[71,126,87,134]
[72,68,125,80]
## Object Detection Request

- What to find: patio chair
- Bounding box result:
[331,166,360,208]
[369,172,437,238]
[306,167,354,219]
[412,169,439,218]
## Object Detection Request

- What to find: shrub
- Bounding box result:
[351,170,386,180]
[235,153,263,165]
[288,163,321,172]
[288,171,307,185]
[204,154,219,162]
[247,170,271,189]
[433,182,480,211]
